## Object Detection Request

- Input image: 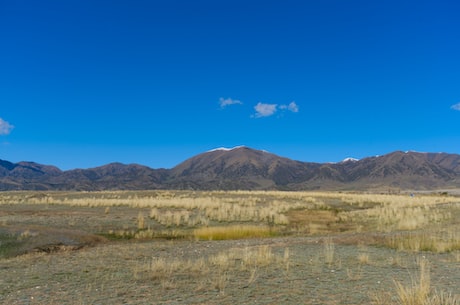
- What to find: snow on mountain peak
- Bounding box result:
[404,150,427,154]
[207,145,246,152]
[341,157,359,163]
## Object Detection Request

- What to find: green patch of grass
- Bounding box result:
[100,228,189,241]
[0,232,24,258]
[97,231,135,241]
[135,228,188,240]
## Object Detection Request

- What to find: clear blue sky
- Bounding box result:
[1,0,459,170]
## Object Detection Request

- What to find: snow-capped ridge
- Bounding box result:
[207,145,246,152]
[404,150,427,154]
[341,157,359,163]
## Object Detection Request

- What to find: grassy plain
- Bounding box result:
[0,190,459,304]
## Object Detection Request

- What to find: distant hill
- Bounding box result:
[1,147,460,191]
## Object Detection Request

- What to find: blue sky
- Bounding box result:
[1,0,459,170]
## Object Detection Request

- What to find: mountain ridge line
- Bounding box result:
[1,147,460,191]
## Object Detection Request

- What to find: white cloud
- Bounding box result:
[451,103,460,111]
[287,101,299,113]
[279,101,299,113]
[0,118,14,135]
[219,97,242,108]
[252,101,300,118]
[253,102,278,118]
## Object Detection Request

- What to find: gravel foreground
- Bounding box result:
[1,236,459,305]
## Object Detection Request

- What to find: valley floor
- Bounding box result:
[0,236,459,305]
[0,191,459,304]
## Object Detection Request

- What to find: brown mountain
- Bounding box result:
[51,163,169,191]
[0,161,168,191]
[1,147,460,191]
[167,146,319,189]
[0,160,62,190]
[334,151,460,190]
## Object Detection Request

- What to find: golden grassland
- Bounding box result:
[1,190,459,254]
[0,190,459,304]
[1,190,458,241]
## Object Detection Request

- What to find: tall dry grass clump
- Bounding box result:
[394,258,431,305]
[338,193,455,207]
[323,237,335,266]
[372,258,459,305]
[137,212,146,230]
[426,292,460,305]
[134,245,282,294]
[193,225,273,240]
[386,229,460,253]
[339,194,455,233]
[242,245,274,268]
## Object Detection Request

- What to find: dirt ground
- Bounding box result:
[0,234,459,304]
[0,193,459,304]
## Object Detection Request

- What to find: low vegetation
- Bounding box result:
[134,244,280,294]
[0,190,459,304]
[193,224,274,240]
[373,258,459,305]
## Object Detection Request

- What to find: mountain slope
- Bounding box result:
[0,160,62,190]
[168,146,319,189]
[1,148,460,191]
[336,151,459,189]
[53,163,169,191]
[0,161,168,191]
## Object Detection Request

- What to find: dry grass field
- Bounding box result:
[0,190,459,304]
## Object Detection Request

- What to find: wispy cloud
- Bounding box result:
[253,102,278,118]
[219,97,242,108]
[0,118,14,135]
[253,101,299,118]
[279,101,299,113]
[220,96,299,118]
[451,103,460,111]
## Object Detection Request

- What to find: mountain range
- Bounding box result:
[1,146,460,191]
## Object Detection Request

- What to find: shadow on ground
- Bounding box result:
[0,225,106,258]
